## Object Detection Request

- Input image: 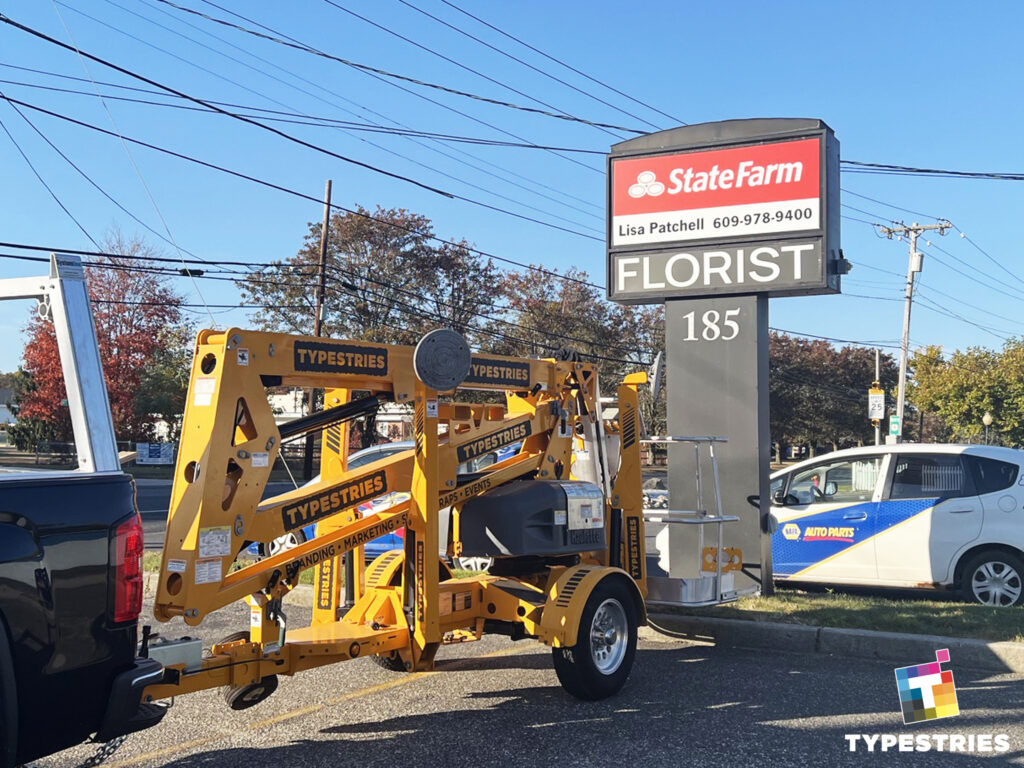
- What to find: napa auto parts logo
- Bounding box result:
[611,137,821,247]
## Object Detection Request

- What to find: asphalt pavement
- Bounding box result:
[33,597,1024,768]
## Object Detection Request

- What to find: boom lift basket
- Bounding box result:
[641,436,759,607]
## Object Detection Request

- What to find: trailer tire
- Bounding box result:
[552,577,638,700]
[214,631,279,710]
[371,652,408,672]
[0,613,17,768]
[222,675,278,711]
[371,557,453,672]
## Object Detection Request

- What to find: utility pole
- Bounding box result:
[877,220,951,443]
[874,348,881,446]
[303,180,332,481]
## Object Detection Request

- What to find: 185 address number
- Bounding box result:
[680,308,741,341]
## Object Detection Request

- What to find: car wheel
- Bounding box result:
[551,578,638,700]
[259,530,307,559]
[452,556,493,572]
[961,551,1024,607]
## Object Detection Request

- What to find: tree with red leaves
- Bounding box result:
[17,232,190,442]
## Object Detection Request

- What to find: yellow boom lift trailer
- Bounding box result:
[143,327,746,706]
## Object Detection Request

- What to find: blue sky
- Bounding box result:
[1,0,1022,372]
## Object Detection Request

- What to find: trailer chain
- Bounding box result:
[74,735,127,768]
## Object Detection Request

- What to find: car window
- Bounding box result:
[889,454,971,500]
[770,475,786,497]
[968,456,1019,494]
[348,444,408,469]
[789,456,882,504]
[347,449,382,469]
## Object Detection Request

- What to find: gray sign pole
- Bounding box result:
[665,295,773,594]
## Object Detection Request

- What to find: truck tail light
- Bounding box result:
[114,513,144,623]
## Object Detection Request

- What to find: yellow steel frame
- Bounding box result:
[145,327,648,701]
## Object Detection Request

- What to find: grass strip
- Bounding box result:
[672,588,1024,643]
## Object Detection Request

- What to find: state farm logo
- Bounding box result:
[628,171,665,198]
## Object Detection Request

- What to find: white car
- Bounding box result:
[769,444,1024,607]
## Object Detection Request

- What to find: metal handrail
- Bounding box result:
[642,435,728,444]
[642,513,741,525]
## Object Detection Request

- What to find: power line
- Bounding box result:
[840,188,938,220]
[950,225,1024,289]
[0,13,602,242]
[127,0,609,224]
[0,73,606,223]
[438,0,685,127]
[770,327,902,350]
[182,0,606,179]
[0,92,610,292]
[319,0,624,141]
[846,216,1024,307]
[394,0,641,136]
[151,0,641,136]
[87,0,603,235]
[0,75,608,152]
[0,102,100,248]
[110,3,606,219]
[0,247,650,366]
[0,95,219,267]
[48,0,217,323]
[841,159,1024,181]
[321,272,650,367]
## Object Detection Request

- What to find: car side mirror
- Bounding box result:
[771,489,789,506]
[824,481,838,496]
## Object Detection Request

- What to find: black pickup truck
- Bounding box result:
[0,254,165,767]
[0,473,164,767]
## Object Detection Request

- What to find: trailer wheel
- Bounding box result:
[214,631,279,710]
[371,652,408,672]
[223,675,279,711]
[552,578,637,700]
[370,557,452,672]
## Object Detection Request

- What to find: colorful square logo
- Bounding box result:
[894,648,960,724]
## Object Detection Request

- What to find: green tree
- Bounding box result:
[5,368,53,451]
[239,206,503,346]
[909,342,1022,445]
[769,333,898,458]
[16,231,187,442]
[135,324,194,441]
[493,266,619,360]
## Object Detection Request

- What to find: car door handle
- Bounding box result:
[843,511,868,521]
[948,509,975,514]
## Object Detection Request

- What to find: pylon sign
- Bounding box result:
[607,118,842,303]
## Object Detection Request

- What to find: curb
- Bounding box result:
[644,614,1024,675]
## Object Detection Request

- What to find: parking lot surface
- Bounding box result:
[36,599,1024,768]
